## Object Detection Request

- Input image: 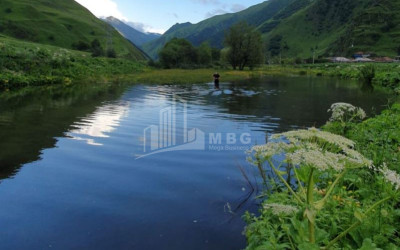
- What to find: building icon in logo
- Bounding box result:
[138,95,205,159]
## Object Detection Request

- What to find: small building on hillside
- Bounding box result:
[353,52,371,59]
[353,52,363,58]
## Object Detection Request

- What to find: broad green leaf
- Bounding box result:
[358,238,382,250]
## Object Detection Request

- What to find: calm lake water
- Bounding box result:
[0,77,390,249]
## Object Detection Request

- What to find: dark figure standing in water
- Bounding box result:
[213,72,220,89]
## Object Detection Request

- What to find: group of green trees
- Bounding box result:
[158,38,220,68]
[158,22,264,70]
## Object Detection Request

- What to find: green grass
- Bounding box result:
[0,0,147,60]
[257,63,400,93]
[0,36,145,91]
[129,63,400,84]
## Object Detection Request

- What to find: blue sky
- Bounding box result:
[75,0,265,34]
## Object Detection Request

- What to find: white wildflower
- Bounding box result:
[273,127,355,149]
[264,203,299,216]
[380,163,400,190]
[340,147,373,167]
[328,102,366,122]
[250,142,293,160]
[251,128,372,171]
[356,108,366,120]
[287,148,347,171]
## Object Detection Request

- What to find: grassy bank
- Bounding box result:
[0,36,145,91]
[2,35,400,93]
[128,63,400,90]
[130,63,400,90]
[283,63,400,93]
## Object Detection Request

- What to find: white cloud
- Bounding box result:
[230,4,246,12]
[127,22,164,34]
[75,0,163,33]
[75,0,127,21]
[146,28,166,34]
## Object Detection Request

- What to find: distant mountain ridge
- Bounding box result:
[0,0,147,60]
[102,16,161,47]
[143,0,400,59]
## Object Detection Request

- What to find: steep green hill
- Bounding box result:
[0,0,147,60]
[264,0,400,58]
[142,0,293,59]
[329,0,400,56]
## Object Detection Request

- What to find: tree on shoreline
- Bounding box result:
[224,22,264,70]
[197,42,212,66]
[159,38,197,68]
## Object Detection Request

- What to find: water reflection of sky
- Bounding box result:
[68,102,130,146]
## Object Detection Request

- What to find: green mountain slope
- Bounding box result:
[0,0,147,60]
[264,0,400,58]
[144,0,400,60]
[142,0,294,59]
[330,0,400,56]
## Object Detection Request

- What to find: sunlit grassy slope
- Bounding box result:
[0,35,145,90]
[0,0,147,60]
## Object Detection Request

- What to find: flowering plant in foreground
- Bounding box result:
[245,128,400,249]
[328,103,366,123]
